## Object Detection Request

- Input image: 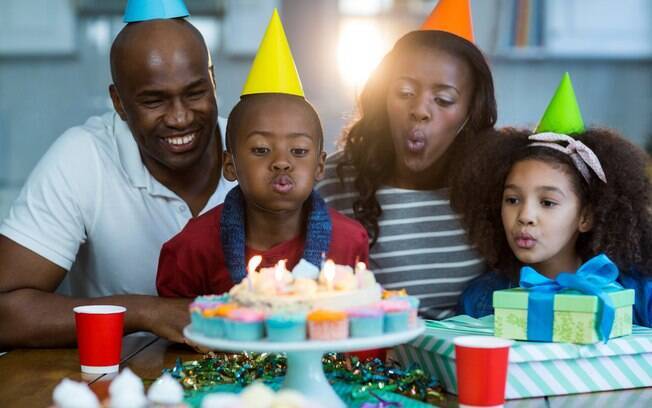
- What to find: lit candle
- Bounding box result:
[355,261,366,288]
[324,259,335,291]
[247,255,262,291]
[274,260,288,293]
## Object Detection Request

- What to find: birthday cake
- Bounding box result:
[229,258,382,312]
[189,258,420,342]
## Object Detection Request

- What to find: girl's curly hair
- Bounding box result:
[335,30,497,245]
[450,127,652,280]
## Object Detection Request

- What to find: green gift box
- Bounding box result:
[493,288,635,344]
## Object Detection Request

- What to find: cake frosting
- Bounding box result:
[229,259,381,312]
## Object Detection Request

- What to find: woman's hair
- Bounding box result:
[335,30,497,245]
[450,127,652,280]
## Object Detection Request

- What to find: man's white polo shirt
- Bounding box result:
[0,112,236,297]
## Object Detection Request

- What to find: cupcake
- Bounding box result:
[395,296,420,328]
[190,295,230,335]
[348,306,384,338]
[307,310,348,340]
[380,300,410,333]
[382,289,408,299]
[197,294,231,303]
[225,308,265,341]
[189,302,204,334]
[203,303,238,338]
[265,312,307,342]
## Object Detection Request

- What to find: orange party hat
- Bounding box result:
[420,0,475,43]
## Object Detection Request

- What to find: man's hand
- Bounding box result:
[138,297,191,344]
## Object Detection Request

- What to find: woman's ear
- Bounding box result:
[223,151,238,182]
[578,206,594,233]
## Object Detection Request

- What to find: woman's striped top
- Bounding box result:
[316,154,486,319]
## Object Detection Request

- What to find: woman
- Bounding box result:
[316,29,497,319]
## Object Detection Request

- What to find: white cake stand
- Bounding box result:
[184,321,425,408]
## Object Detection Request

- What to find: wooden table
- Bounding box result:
[1,334,650,407]
[0,333,200,407]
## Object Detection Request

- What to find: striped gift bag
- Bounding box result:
[391,316,652,399]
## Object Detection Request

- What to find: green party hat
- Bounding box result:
[535,72,584,134]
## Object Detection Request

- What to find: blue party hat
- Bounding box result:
[123,0,190,23]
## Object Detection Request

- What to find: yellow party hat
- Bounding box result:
[241,9,304,97]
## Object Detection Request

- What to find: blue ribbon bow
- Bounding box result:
[519,254,622,343]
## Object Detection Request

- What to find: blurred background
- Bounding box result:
[1,0,651,218]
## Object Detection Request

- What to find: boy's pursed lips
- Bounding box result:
[271,174,294,194]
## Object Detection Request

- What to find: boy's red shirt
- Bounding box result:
[156,205,369,297]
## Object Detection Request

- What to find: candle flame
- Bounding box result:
[248,255,262,273]
[324,259,336,283]
[275,259,287,281]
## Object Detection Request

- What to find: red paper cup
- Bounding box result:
[454,336,513,408]
[74,305,126,374]
[347,347,387,362]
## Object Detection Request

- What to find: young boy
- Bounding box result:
[156,11,369,298]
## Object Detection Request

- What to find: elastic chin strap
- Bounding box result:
[456,115,470,135]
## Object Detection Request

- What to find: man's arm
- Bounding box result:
[0,236,190,348]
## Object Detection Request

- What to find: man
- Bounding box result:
[0,17,235,347]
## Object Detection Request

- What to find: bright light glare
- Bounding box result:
[337,19,388,88]
[338,0,393,16]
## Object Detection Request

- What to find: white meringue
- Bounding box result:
[200,393,242,408]
[110,392,148,408]
[109,368,144,395]
[271,389,311,408]
[239,382,275,408]
[147,373,184,405]
[52,378,100,408]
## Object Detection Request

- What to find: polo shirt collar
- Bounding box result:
[114,114,148,188]
[113,114,178,198]
[113,114,234,204]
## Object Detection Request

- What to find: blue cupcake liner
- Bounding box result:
[350,315,384,338]
[225,320,265,341]
[384,311,410,333]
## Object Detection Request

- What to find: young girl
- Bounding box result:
[451,127,652,327]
